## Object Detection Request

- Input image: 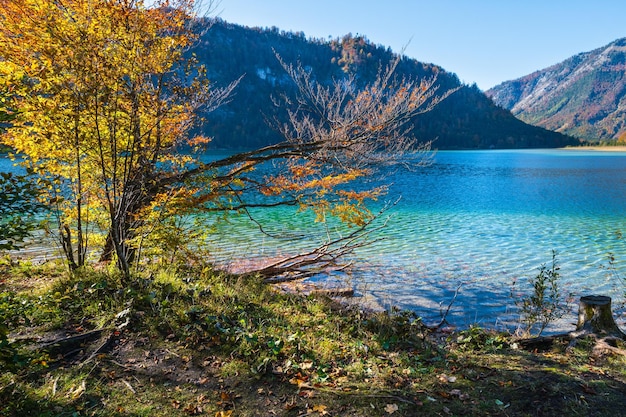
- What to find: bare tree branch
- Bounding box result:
[146,52,456,281]
[233,200,397,283]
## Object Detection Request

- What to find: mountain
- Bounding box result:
[193,19,577,150]
[486,38,626,143]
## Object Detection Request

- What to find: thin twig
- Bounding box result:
[431,283,463,329]
[122,379,136,394]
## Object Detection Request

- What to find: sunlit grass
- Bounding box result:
[3,258,626,416]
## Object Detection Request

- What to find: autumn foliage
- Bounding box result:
[0,0,449,279]
[0,0,234,275]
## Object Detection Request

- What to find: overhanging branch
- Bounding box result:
[234,200,398,283]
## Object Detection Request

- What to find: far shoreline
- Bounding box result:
[561,145,626,152]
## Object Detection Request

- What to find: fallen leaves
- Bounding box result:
[310,404,329,415]
[289,372,309,386]
[384,403,399,414]
[438,373,457,384]
[283,397,298,411]
[183,403,204,415]
[448,389,470,401]
[171,391,233,416]
[217,391,237,408]
[289,372,315,393]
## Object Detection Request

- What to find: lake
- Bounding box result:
[359,149,626,330]
[3,149,626,331]
[204,149,626,332]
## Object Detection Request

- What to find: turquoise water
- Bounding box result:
[356,150,626,330]
[4,149,626,331]
[205,149,626,331]
[0,156,21,172]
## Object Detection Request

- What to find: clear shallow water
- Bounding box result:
[4,149,626,331]
[359,150,626,328]
[206,149,626,331]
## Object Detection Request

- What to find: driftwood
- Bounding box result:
[36,327,120,363]
[78,306,132,366]
[30,305,132,364]
[518,295,626,354]
[39,329,105,357]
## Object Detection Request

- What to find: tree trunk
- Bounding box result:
[575,295,625,338]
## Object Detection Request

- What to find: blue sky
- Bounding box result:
[217,0,626,90]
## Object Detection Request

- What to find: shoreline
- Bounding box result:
[561,145,626,152]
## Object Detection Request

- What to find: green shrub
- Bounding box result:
[455,325,509,352]
[512,250,570,336]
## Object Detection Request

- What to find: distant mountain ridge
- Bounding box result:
[192,19,577,150]
[486,38,626,142]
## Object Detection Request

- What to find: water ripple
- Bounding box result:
[208,150,626,333]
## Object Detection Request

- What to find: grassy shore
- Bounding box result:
[2,258,626,416]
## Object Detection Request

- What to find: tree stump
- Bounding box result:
[518,295,626,353]
[575,295,625,339]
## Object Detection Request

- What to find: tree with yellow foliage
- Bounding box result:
[0,0,451,280]
[0,0,235,276]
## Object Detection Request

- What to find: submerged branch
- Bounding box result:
[234,200,397,283]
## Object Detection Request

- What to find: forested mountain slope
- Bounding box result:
[194,19,577,150]
[487,38,626,143]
